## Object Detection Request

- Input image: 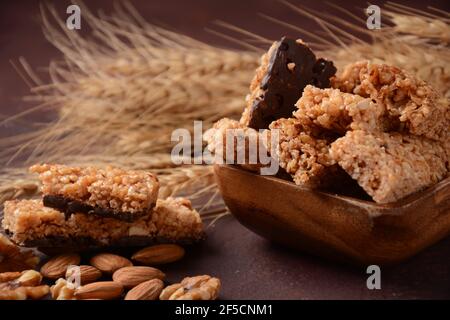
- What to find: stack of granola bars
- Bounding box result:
[2,164,203,249]
[206,37,449,204]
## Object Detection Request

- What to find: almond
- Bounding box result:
[132,244,185,266]
[90,253,132,274]
[125,278,164,300]
[40,253,80,279]
[66,265,102,285]
[112,266,165,288]
[74,281,123,300]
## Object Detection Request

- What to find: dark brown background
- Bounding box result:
[1,0,449,299]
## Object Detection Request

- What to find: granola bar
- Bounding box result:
[329,130,449,203]
[294,85,384,134]
[30,164,159,221]
[269,117,341,187]
[2,197,203,249]
[240,37,336,129]
[332,61,449,141]
[204,118,269,172]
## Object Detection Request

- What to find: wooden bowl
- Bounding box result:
[214,165,450,266]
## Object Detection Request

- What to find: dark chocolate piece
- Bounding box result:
[43,195,150,222]
[248,37,336,129]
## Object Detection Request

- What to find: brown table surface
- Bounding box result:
[1,0,449,299]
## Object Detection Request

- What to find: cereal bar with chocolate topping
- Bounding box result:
[30,164,159,221]
[331,61,449,141]
[330,130,449,203]
[240,37,336,130]
[2,197,203,249]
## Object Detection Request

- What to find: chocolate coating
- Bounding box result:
[248,37,336,129]
[43,195,149,222]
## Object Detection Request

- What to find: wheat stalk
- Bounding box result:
[8,2,258,163]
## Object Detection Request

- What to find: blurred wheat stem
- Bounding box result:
[0,1,448,221]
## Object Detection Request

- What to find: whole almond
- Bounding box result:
[66,265,102,285]
[125,279,164,300]
[40,253,80,279]
[113,266,165,288]
[132,244,185,266]
[74,281,123,300]
[90,253,132,274]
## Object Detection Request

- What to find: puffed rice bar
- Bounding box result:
[330,130,449,203]
[204,118,270,173]
[294,85,384,134]
[331,61,449,141]
[269,117,342,187]
[30,164,159,221]
[2,197,203,248]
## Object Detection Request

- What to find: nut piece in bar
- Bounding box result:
[330,130,449,203]
[240,37,336,130]
[332,61,449,141]
[2,197,204,249]
[30,164,159,221]
[0,233,40,272]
